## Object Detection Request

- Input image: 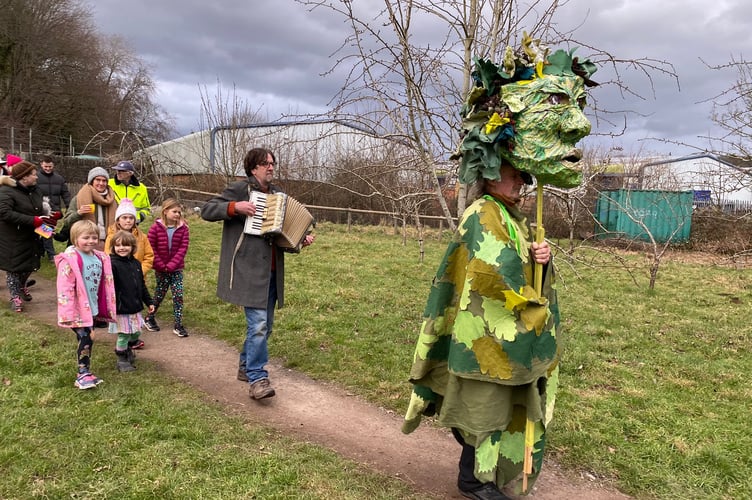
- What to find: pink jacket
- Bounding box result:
[147,218,189,273]
[55,246,117,328]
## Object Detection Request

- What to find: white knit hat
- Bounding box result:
[115,198,138,221]
[87,166,109,184]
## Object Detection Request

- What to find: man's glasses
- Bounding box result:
[259,161,276,167]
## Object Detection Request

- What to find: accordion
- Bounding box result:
[243,192,314,249]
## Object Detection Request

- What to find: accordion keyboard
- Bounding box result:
[244,192,287,236]
[247,192,268,234]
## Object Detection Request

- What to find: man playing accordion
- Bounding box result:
[200,147,315,400]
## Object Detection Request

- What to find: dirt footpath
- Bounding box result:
[16,277,630,500]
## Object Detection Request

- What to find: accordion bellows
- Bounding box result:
[244,192,313,249]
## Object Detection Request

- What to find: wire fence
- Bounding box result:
[693,198,752,214]
[0,125,95,158]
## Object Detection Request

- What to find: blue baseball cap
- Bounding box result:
[113,160,135,171]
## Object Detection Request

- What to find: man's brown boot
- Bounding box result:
[249,378,275,400]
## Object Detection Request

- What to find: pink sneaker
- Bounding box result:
[10,297,23,313]
[74,373,103,390]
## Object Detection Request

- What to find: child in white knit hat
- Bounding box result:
[104,198,155,350]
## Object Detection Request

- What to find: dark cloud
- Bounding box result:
[91,0,343,99]
[553,0,751,154]
[89,0,752,154]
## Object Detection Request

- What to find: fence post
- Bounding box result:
[347,210,352,232]
[414,210,425,263]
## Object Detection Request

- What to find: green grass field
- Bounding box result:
[3,217,750,499]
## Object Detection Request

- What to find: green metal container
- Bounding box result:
[595,189,693,243]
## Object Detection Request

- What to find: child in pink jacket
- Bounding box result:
[144,198,190,337]
[55,220,117,390]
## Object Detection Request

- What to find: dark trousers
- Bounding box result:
[41,237,56,258]
[452,427,484,491]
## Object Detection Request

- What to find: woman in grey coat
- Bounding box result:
[201,147,314,401]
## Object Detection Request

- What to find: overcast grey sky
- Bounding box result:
[88,0,751,157]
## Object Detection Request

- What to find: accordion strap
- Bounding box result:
[229,184,255,289]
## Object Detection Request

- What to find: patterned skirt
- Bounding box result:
[108,313,144,334]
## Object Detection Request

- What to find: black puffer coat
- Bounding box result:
[0,176,44,272]
[110,254,153,314]
[36,169,72,212]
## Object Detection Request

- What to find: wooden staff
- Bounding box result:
[534,182,545,295]
[522,419,535,491]
[523,181,545,492]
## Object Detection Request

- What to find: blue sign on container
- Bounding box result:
[693,190,711,202]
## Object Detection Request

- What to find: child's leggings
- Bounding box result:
[116,332,141,352]
[6,271,32,300]
[153,270,184,327]
[72,327,93,374]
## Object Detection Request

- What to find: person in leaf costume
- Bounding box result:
[402,34,596,500]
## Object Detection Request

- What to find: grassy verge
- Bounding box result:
[552,249,751,498]
[22,217,752,498]
[0,312,425,499]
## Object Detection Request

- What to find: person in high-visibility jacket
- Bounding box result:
[108,160,151,223]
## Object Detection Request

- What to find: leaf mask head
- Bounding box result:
[454,35,598,188]
[500,74,591,187]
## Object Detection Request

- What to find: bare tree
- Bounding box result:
[704,56,752,162]
[0,0,97,132]
[92,37,173,143]
[324,146,438,226]
[295,0,678,231]
[0,0,172,155]
[197,81,266,181]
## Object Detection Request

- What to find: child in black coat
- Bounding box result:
[108,230,154,372]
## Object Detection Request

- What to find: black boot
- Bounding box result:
[115,350,135,372]
[126,343,138,364]
[459,483,512,500]
[126,347,136,366]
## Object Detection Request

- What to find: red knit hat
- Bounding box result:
[6,154,23,167]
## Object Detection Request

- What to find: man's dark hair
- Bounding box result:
[41,155,54,163]
[243,148,275,177]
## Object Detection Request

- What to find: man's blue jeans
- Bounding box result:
[241,272,277,384]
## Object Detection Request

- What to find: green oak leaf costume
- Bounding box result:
[402,33,596,495]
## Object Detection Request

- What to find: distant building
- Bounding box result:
[135,119,414,183]
[638,153,752,204]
